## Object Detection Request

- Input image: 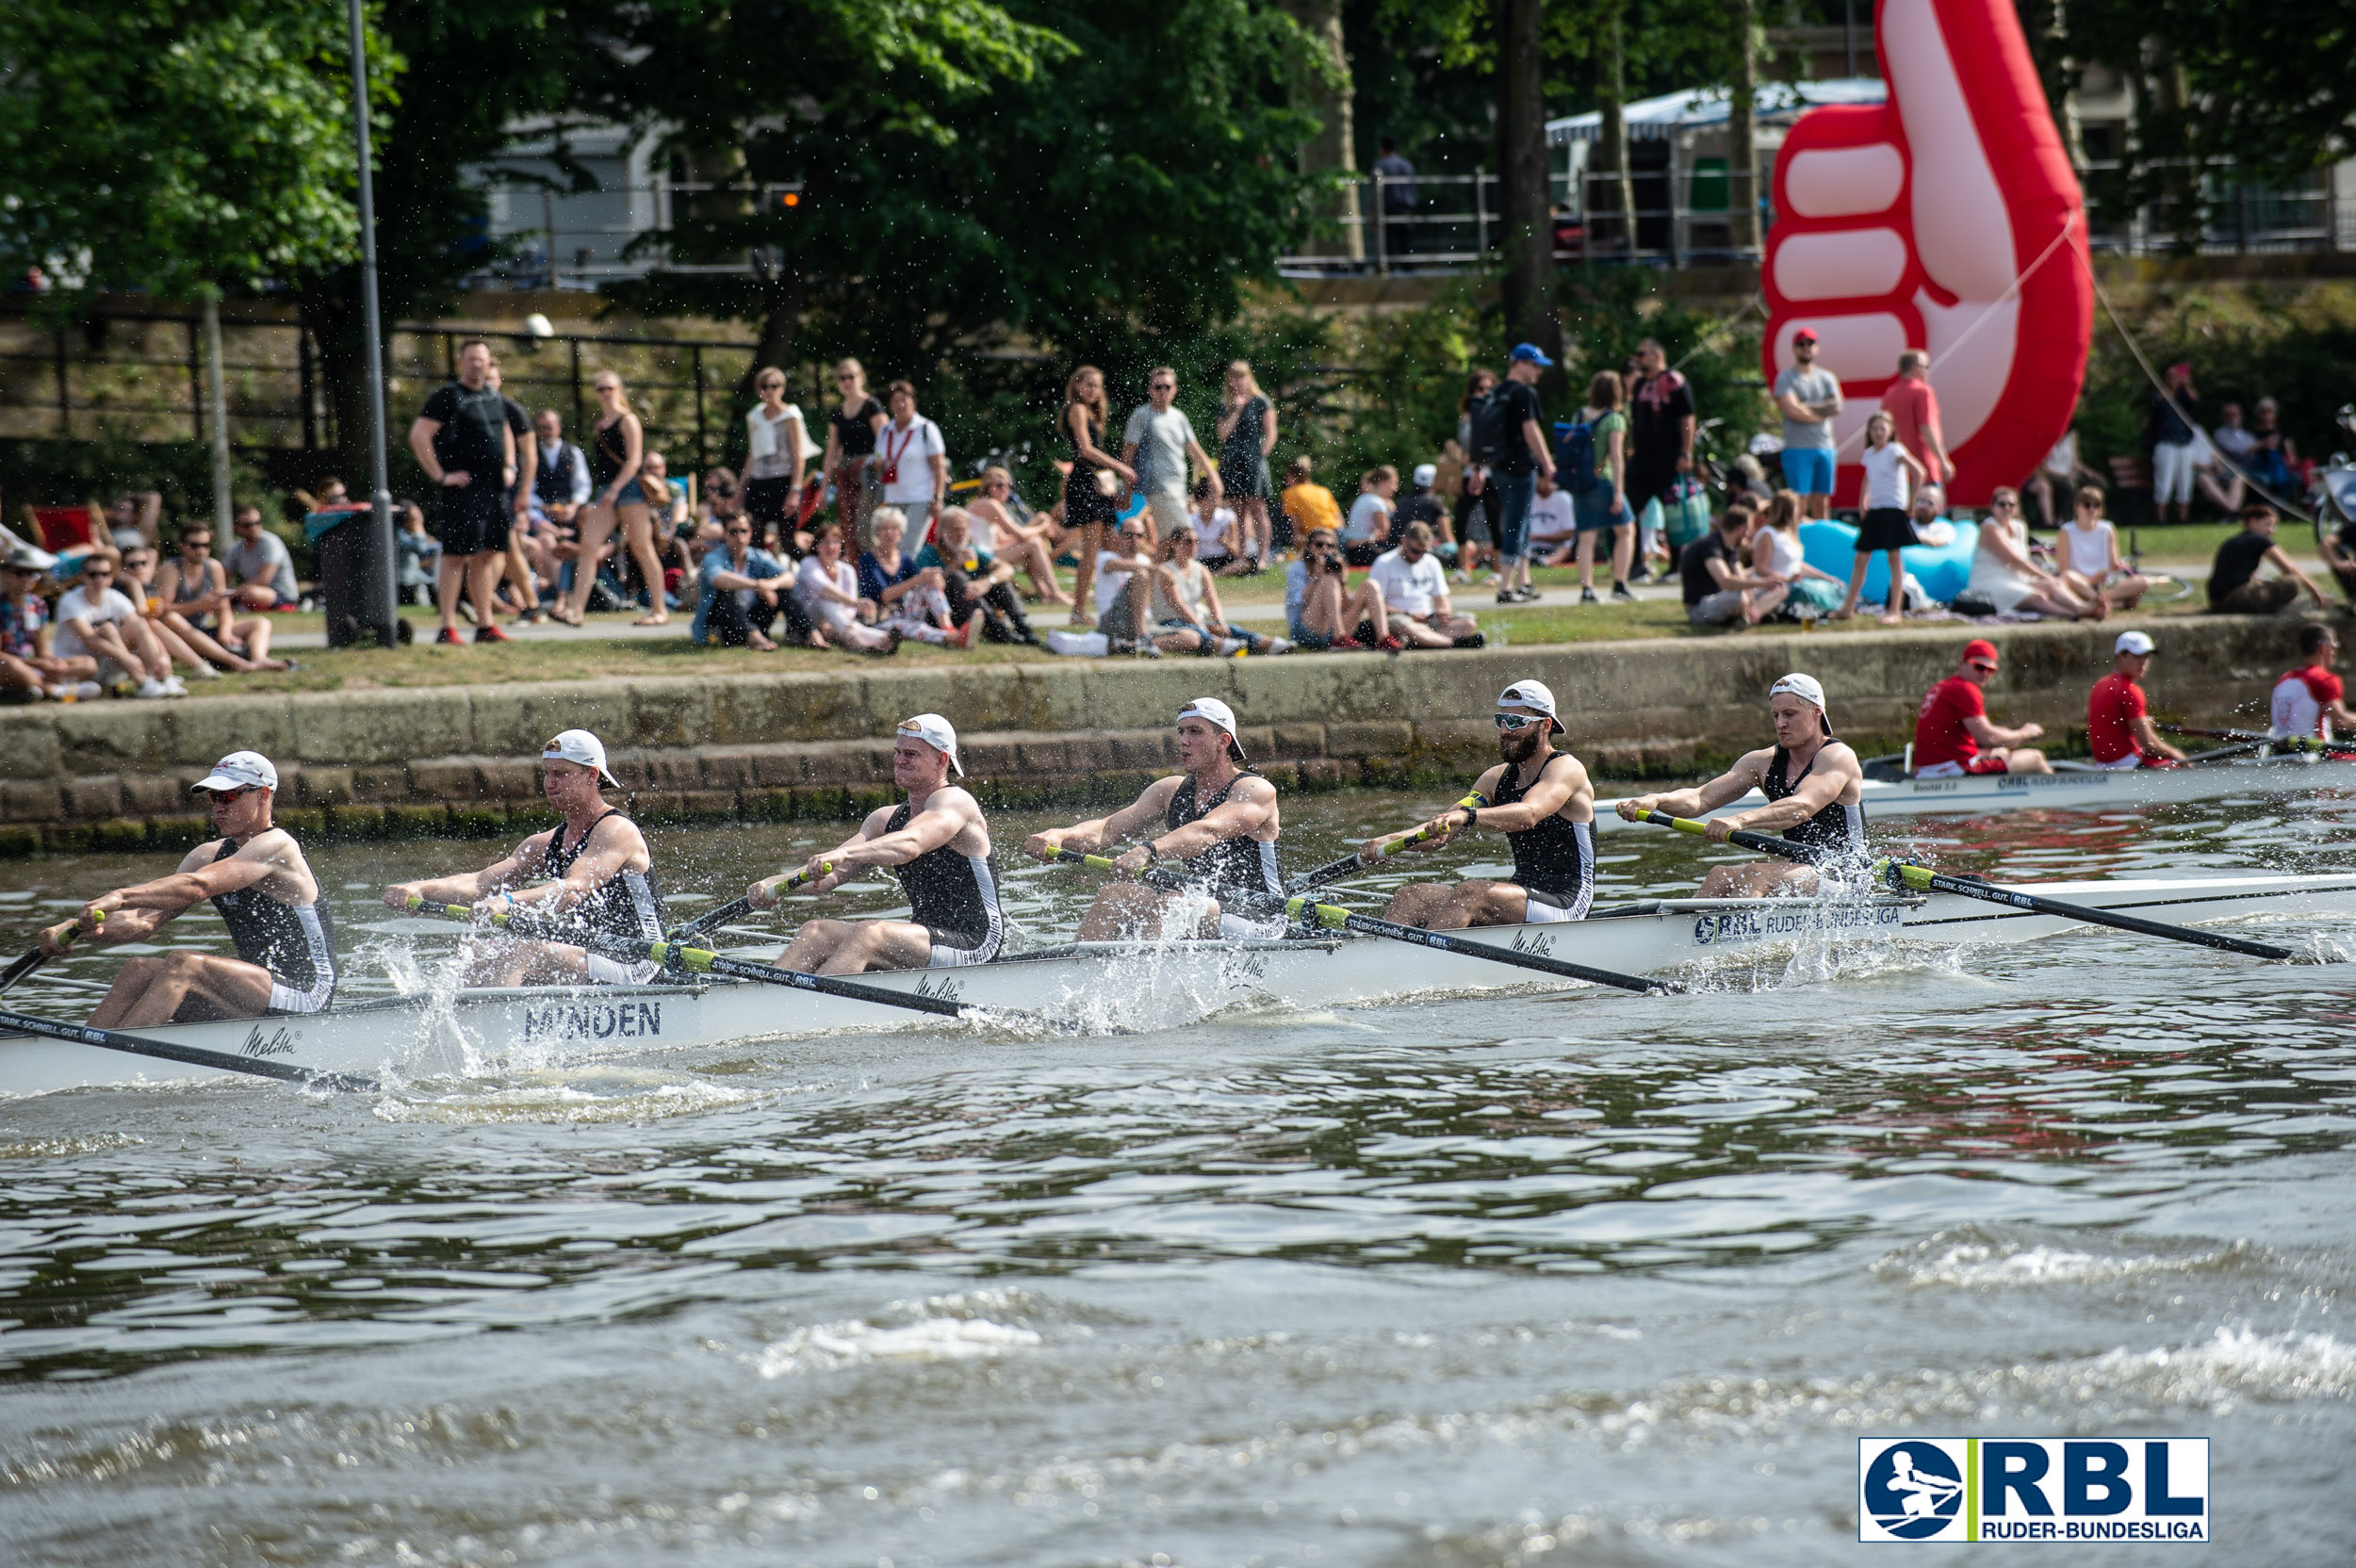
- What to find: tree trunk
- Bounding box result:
[202,291,234,530]
[1279,0,1363,261]
[1596,3,1637,253]
[1495,0,1559,362]
[1728,0,1759,253]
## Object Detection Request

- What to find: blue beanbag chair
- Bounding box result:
[1799,517,1976,605]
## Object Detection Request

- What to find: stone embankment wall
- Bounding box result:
[0,617,2312,855]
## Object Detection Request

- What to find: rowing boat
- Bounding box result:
[7,871,2349,1097]
[1593,751,2356,830]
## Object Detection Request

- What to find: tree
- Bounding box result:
[0,0,389,520]
[1493,0,1556,359]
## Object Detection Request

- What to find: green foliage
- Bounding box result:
[0,0,389,302]
[1553,270,1768,446]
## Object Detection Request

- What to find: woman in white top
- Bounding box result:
[1148,525,1283,655]
[966,466,1072,606]
[2053,483,2150,609]
[1969,487,2104,619]
[742,366,808,550]
[1833,411,1927,625]
[1747,489,1845,615]
[794,523,894,652]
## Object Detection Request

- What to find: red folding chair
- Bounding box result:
[25,504,99,553]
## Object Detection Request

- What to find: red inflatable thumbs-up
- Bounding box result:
[1762,0,2091,506]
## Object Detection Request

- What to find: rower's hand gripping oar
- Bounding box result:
[667,863,839,943]
[1623,808,2299,962]
[1281,794,1485,896]
[2,906,105,999]
[406,896,990,1022]
[1282,897,1680,995]
[1039,846,1193,891]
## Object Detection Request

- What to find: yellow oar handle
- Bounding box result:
[1879,859,1932,891]
[768,860,835,894]
[57,908,103,951]
[1284,896,1351,930]
[405,893,730,974]
[1626,808,1711,836]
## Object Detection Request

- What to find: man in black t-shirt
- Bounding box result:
[406,339,516,645]
[1627,337,1696,546]
[1680,502,1782,627]
[1489,344,1555,605]
[2206,504,2326,615]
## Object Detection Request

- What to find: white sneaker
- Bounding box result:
[161,675,188,696]
[136,677,172,699]
[73,680,102,700]
[1268,637,1294,655]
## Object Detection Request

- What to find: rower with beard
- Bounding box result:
[382,729,666,984]
[750,714,1004,974]
[1616,672,1866,895]
[1024,697,1284,939]
[1362,679,1596,929]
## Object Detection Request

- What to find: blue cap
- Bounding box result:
[1510,342,1554,368]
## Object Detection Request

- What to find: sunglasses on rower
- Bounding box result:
[1494,712,1545,732]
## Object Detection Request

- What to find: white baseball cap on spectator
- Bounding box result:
[1176,697,1247,762]
[542,728,621,789]
[1496,679,1563,735]
[190,751,278,793]
[2115,630,2155,656]
[1413,464,1437,490]
[897,713,964,776]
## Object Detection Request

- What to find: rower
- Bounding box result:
[1616,673,1866,895]
[1364,678,1595,929]
[1023,696,1284,939]
[38,750,336,1025]
[2088,629,2187,769]
[750,714,1004,974]
[1911,638,2051,776]
[2269,625,2356,742]
[381,729,665,985]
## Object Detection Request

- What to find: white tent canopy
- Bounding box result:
[1546,79,1886,143]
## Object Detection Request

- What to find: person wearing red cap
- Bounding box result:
[2088,630,2186,768]
[1911,640,2052,778]
[1773,329,1842,518]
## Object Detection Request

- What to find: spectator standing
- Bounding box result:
[1122,367,1221,542]
[1372,136,1417,260]
[532,408,592,526]
[551,373,656,628]
[2149,362,2200,526]
[406,339,516,643]
[1394,465,1451,560]
[1881,350,1951,488]
[1626,337,1696,547]
[968,466,1072,606]
[692,514,800,650]
[743,366,809,552]
[1833,411,1926,625]
[55,549,178,696]
[1370,522,1481,646]
[1062,365,1135,629]
[1481,343,1555,605]
[1287,527,1394,651]
[1681,505,1787,628]
[821,359,888,543]
[1565,370,1634,602]
[1279,457,1345,543]
[483,360,544,623]
[223,506,301,613]
[1344,466,1398,567]
[2207,504,2327,614]
[874,381,948,547]
[795,523,894,652]
[1214,361,1276,570]
[1452,371,1503,581]
[916,507,1038,645]
[2,547,97,698]
[1772,327,1841,518]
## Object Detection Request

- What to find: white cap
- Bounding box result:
[190,750,278,793]
[542,728,621,789]
[896,712,963,776]
[1413,463,1437,489]
[1176,697,1248,761]
[1497,678,1563,735]
[2115,629,2156,656]
[1769,672,1830,730]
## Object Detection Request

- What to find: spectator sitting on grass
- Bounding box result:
[876,561,959,645]
[1526,471,1579,570]
[1343,465,1398,568]
[1189,477,1245,575]
[1394,464,1454,567]
[1280,457,1344,548]
[55,548,179,697]
[1682,506,1788,629]
[224,506,300,612]
[1092,515,1188,657]
[394,503,441,605]
[795,523,896,653]
[1150,523,1288,657]
[153,525,290,672]
[1370,522,1481,647]
[916,506,1038,645]
[2206,504,2328,615]
[1286,527,1393,651]
[693,514,803,650]
[858,508,929,621]
[968,466,1072,607]
[2,547,97,699]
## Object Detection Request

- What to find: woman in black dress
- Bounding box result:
[1061,365,1136,627]
[819,358,888,547]
[1215,360,1276,570]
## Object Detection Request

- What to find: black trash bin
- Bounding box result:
[306,504,409,647]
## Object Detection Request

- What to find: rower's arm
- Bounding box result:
[509,822,645,914]
[1455,757,1589,834]
[1961,712,2039,747]
[1617,753,1768,821]
[1721,744,1858,835]
[831,793,970,871]
[1151,776,1275,860]
[1364,769,1498,858]
[2128,713,2188,762]
[1026,779,1176,858]
[387,841,534,908]
[62,837,286,946]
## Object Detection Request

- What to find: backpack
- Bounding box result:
[1467,389,1514,466]
[1557,418,1599,494]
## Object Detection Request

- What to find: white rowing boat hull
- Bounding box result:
[1594,753,2356,829]
[7,873,2352,1097]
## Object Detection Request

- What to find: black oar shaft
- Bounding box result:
[0,1006,377,1091]
[668,895,752,942]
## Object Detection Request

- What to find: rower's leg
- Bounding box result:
[777,919,851,973]
[96,952,273,1026]
[815,921,933,974]
[1078,886,1186,940]
[1383,882,1462,927]
[88,956,166,1028]
[2004,747,2053,774]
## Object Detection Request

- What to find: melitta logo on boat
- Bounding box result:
[238,1024,299,1058]
[913,975,964,1003]
[1857,1438,2209,1544]
[1692,902,1907,946]
[519,999,664,1043]
[1510,929,1557,958]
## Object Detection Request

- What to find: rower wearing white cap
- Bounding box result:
[2088,630,2186,769]
[751,714,1004,973]
[1024,696,1284,939]
[1617,673,1867,895]
[383,728,666,985]
[1361,679,1597,929]
[39,750,337,1026]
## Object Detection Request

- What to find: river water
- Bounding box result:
[2,790,2353,1566]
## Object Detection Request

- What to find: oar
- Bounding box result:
[0,907,106,999]
[2164,727,2356,759]
[668,862,843,942]
[1281,794,1485,895]
[405,897,979,1021]
[0,1006,377,1091]
[1282,897,1680,995]
[1039,846,1190,890]
[1622,808,2299,961]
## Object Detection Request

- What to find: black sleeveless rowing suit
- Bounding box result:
[884,802,1004,966]
[207,839,337,1013]
[536,811,666,983]
[1762,743,1866,858]
[1491,754,1594,923]
[1167,770,1284,937]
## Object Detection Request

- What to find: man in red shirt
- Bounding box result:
[2269,624,2356,739]
[2088,630,2186,768]
[1880,351,1951,488]
[1912,638,2052,776]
